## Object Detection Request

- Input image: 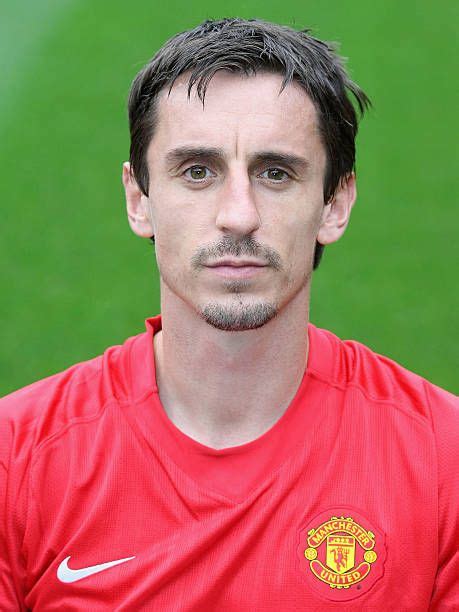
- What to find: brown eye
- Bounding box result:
[185,166,210,181]
[261,168,289,181]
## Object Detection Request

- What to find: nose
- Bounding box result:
[215,168,261,236]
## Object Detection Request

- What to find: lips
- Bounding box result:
[204,260,268,278]
[205,260,267,268]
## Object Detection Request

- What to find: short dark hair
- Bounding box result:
[127,18,370,268]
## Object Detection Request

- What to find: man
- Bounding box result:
[0,18,457,610]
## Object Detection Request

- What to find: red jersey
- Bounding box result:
[1,316,458,610]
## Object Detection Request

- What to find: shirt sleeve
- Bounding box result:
[426,382,459,611]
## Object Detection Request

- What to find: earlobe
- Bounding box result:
[317,174,357,245]
[122,162,155,238]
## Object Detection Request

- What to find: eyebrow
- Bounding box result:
[165,146,310,174]
[248,151,310,174]
[165,147,225,168]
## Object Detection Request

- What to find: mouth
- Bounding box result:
[206,259,267,268]
[204,260,268,278]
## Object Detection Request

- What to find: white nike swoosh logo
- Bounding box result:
[57,555,135,583]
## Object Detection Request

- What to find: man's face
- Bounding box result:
[138,72,333,331]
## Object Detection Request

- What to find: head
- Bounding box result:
[123,18,370,331]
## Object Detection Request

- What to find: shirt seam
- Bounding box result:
[307,367,431,429]
[31,398,116,462]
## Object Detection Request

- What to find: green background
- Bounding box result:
[1,0,457,395]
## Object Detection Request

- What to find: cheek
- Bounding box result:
[150,194,210,276]
[149,186,185,252]
[280,209,323,275]
[154,221,185,275]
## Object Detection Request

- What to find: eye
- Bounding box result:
[260,168,290,182]
[184,165,213,181]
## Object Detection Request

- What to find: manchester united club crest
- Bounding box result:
[298,508,386,602]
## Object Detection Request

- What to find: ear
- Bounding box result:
[122,162,155,238]
[317,173,357,245]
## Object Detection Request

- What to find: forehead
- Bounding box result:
[148,71,324,163]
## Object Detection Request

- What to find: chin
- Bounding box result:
[199,301,278,331]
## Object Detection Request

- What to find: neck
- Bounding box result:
[153,283,311,449]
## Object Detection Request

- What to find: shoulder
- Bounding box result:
[308,323,459,427]
[0,330,148,461]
